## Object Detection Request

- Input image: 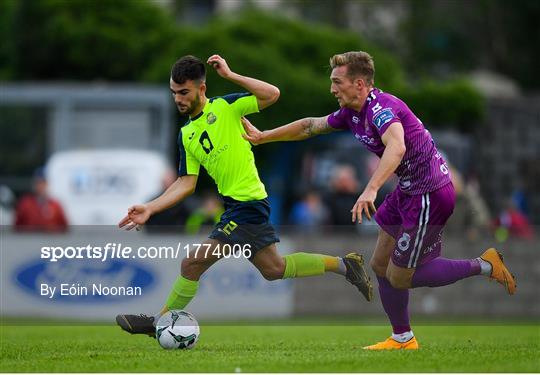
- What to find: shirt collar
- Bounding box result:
[360,88,379,113]
[190,98,210,122]
[366,88,380,103]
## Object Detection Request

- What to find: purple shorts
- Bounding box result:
[374,182,455,268]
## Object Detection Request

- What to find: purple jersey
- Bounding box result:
[327,88,451,195]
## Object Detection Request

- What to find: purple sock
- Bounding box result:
[377,276,411,334]
[412,257,481,288]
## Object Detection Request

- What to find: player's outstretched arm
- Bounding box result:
[241,116,338,145]
[118,175,197,230]
[207,54,279,110]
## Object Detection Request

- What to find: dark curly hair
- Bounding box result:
[170,55,206,84]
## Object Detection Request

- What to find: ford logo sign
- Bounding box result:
[14,259,155,303]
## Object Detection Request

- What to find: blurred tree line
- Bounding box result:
[289,0,539,91]
[400,0,539,90]
[0,0,483,135]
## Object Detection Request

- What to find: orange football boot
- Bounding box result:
[363,336,419,350]
[480,248,517,295]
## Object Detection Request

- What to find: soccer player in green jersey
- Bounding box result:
[116,55,372,336]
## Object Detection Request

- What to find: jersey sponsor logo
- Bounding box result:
[199,131,214,154]
[206,112,217,124]
[352,116,359,124]
[371,103,382,113]
[200,144,229,166]
[355,133,375,145]
[372,108,394,129]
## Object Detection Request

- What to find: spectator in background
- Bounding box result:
[145,168,194,233]
[493,197,534,241]
[436,153,492,242]
[324,165,361,226]
[14,167,68,232]
[441,159,492,242]
[511,185,530,218]
[185,192,224,235]
[289,189,329,229]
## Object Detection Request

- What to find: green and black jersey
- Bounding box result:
[177,93,267,201]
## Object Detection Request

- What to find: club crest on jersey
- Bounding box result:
[206,112,217,124]
[373,108,394,129]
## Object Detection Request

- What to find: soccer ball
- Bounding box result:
[155,310,200,350]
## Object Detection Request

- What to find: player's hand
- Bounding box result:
[351,188,377,224]
[207,55,232,79]
[118,204,151,230]
[241,117,264,145]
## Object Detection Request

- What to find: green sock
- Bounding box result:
[165,275,199,310]
[282,252,325,279]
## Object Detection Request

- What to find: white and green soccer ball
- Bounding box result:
[155,310,200,350]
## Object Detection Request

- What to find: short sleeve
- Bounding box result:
[221,93,259,117]
[178,130,200,176]
[327,108,349,130]
[370,101,400,136]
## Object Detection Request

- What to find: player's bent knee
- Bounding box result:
[387,272,410,290]
[387,275,406,289]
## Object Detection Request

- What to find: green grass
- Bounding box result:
[1,324,539,372]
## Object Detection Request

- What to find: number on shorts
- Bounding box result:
[222,221,238,235]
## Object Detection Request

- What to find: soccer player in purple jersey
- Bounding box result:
[242,51,516,350]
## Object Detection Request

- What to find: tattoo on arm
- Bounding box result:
[302,117,333,138]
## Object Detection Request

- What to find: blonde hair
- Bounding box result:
[329,51,375,86]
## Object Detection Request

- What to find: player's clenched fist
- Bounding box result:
[207,55,232,79]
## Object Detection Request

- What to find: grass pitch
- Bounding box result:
[1,323,538,372]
